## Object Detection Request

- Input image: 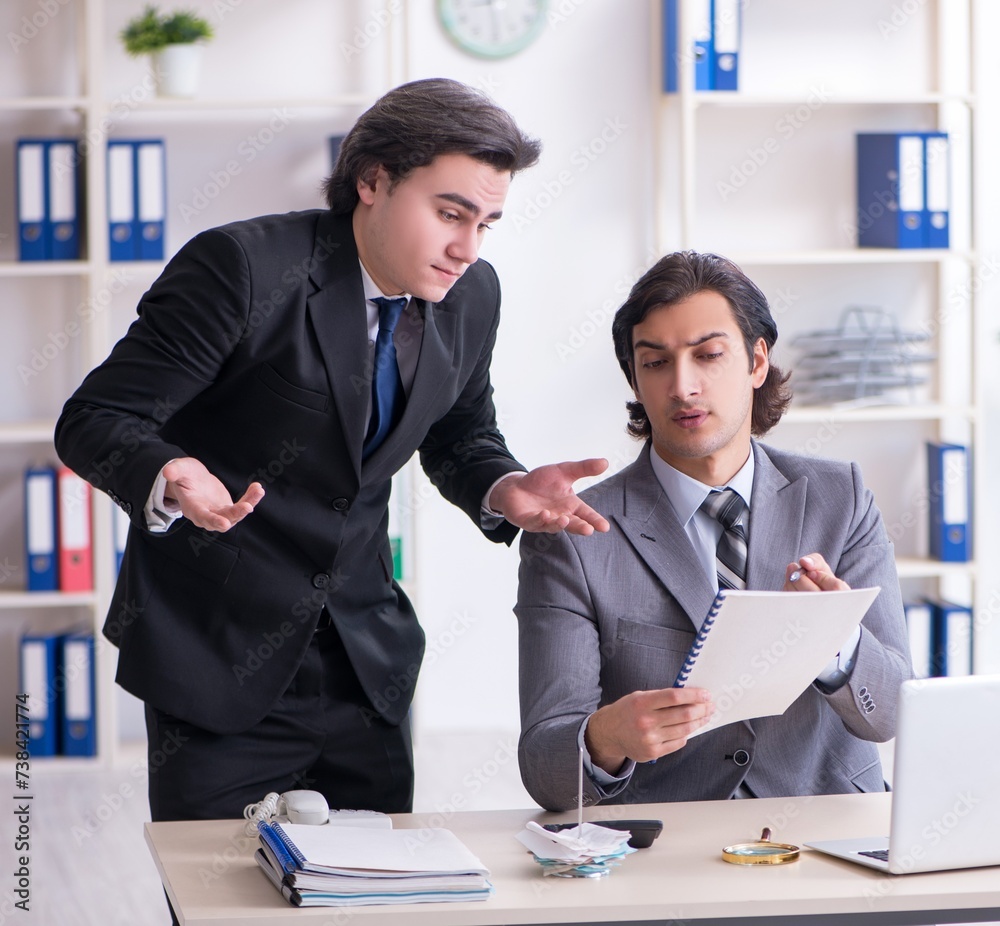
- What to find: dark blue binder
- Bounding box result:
[856,133,925,248]
[46,139,81,261]
[107,140,137,260]
[136,140,166,261]
[19,631,62,756]
[60,630,96,756]
[926,441,971,562]
[24,466,58,591]
[922,132,950,248]
[17,139,48,261]
[712,0,740,91]
[926,598,972,677]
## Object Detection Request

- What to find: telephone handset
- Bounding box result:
[242,790,391,835]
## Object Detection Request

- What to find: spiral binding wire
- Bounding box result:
[243,792,282,837]
[675,589,727,686]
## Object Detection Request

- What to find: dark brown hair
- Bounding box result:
[611,251,792,438]
[323,78,541,214]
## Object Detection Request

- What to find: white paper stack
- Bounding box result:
[515,821,635,877]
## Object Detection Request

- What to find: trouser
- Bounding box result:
[144,618,413,922]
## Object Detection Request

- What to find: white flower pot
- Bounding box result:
[153,43,204,98]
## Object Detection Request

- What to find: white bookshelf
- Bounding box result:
[1,0,404,765]
[654,0,986,669]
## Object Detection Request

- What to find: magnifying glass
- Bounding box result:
[722,827,800,865]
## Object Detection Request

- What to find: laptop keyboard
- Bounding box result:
[858,849,889,862]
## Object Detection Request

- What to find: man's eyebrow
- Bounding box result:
[436,192,503,221]
[634,331,730,351]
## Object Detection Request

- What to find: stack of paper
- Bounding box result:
[515,822,635,877]
[256,822,493,907]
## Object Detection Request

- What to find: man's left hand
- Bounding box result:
[489,459,611,536]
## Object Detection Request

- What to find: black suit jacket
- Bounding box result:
[55,210,523,732]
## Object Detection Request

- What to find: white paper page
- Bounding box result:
[273,823,489,877]
[680,586,880,735]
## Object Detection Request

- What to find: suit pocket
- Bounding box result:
[849,756,885,793]
[616,618,695,654]
[257,362,329,412]
[139,522,239,585]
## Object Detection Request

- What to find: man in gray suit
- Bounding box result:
[516,251,912,812]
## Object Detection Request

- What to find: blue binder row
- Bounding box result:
[16,138,81,261]
[107,139,166,261]
[19,628,96,757]
[856,132,950,249]
[926,441,972,562]
[663,0,740,93]
[904,600,972,678]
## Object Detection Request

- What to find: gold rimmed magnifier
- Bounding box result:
[722,827,800,865]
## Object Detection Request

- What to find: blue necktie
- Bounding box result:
[362,296,407,461]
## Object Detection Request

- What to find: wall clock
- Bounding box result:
[438,0,549,59]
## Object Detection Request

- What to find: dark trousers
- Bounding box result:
[145,620,414,821]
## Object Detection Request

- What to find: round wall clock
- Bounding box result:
[437,0,549,59]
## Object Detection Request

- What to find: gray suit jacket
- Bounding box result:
[516,442,912,812]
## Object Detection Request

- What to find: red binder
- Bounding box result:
[57,466,93,592]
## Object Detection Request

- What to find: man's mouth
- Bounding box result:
[672,409,707,429]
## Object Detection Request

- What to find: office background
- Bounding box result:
[2,1,999,923]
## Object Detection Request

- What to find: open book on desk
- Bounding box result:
[675,586,880,735]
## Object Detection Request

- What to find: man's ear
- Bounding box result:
[356,166,383,205]
[750,337,769,388]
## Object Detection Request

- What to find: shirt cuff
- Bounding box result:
[479,471,523,528]
[578,716,636,789]
[815,624,862,687]
[144,463,184,534]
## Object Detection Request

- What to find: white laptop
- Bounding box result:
[806,674,1000,874]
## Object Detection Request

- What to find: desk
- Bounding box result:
[145,792,1000,925]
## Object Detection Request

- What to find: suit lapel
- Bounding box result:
[745,442,807,590]
[613,445,717,631]
[305,211,369,481]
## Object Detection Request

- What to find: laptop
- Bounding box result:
[806,674,1000,874]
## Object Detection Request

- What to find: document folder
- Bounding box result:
[136,140,166,260]
[712,0,740,91]
[926,441,971,562]
[107,141,137,260]
[927,598,972,677]
[46,140,80,260]
[25,466,58,591]
[856,133,925,248]
[903,601,933,679]
[664,0,714,92]
[20,631,61,756]
[60,630,97,756]
[923,132,950,248]
[57,466,93,592]
[17,140,47,261]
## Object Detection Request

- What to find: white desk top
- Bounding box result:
[145,792,1000,925]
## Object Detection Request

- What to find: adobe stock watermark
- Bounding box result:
[509,117,628,232]
[876,0,930,39]
[7,0,70,53]
[340,0,403,61]
[717,85,833,202]
[177,109,297,223]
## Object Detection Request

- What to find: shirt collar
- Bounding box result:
[358,260,411,307]
[649,443,756,527]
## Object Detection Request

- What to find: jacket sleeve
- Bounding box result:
[417,263,525,545]
[54,229,251,525]
[515,528,619,812]
[819,462,914,741]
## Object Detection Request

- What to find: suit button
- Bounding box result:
[331,497,350,512]
[732,749,750,767]
[312,573,330,589]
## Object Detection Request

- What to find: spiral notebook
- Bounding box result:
[674,586,880,735]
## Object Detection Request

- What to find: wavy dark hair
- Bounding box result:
[611,251,792,439]
[323,78,541,214]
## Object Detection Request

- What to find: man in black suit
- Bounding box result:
[55,78,609,824]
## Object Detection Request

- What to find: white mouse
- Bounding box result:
[280,790,329,825]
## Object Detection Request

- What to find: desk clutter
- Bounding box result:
[255,821,493,907]
[515,821,636,878]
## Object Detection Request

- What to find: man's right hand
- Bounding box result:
[584,687,714,774]
[162,457,265,532]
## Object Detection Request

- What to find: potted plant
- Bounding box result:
[120,6,214,98]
